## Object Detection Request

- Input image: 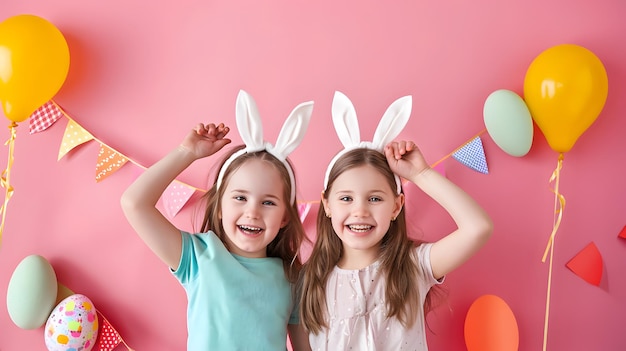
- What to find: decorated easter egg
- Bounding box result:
[7,254,58,329]
[44,294,99,351]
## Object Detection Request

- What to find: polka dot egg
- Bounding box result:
[44,294,98,351]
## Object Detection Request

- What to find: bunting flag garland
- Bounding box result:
[59,120,94,160]
[162,181,197,219]
[27,100,491,219]
[29,101,64,134]
[96,145,129,182]
[452,136,489,174]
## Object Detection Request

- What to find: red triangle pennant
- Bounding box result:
[618,225,626,239]
[566,242,603,286]
[95,311,134,351]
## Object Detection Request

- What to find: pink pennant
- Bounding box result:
[162,181,196,218]
[566,242,603,286]
[298,202,312,223]
[29,101,64,134]
[432,162,446,176]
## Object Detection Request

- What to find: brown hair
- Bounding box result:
[198,145,305,283]
[300,148,439,333]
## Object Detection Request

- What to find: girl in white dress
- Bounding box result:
[300,92,493,351]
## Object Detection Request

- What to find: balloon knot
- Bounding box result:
[8,122,17,129]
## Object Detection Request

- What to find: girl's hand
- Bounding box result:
[384,140,430,180]
[180,123,232,158]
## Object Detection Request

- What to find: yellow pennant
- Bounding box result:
[58,120,94,160]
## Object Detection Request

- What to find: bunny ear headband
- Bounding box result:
[323,91,412,194]
[216,90,314,204]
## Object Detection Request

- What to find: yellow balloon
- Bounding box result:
[0,14,70,123]
[523,44,608,153]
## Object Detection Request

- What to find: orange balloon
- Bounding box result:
[0,14,70,123]
[465,294,519,351]
[523,44,608,153]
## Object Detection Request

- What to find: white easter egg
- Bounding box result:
[44,294,99,351]
[6,254,58,329]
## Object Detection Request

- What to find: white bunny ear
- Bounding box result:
[372,95,412,151]
[331,91,361,148]
[324,93,412,194]
[272,101,314,160]
[235,90,265,152]
[219,90,314,204]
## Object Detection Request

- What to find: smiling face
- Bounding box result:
[219,158,290,258]
[322,164,404,268]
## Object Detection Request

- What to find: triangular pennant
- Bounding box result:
[298,202,312,223]
[566,242,603,286]
[29,101,64,134]
[95,311,134,351]
[95,145,129,182]
[432,162,446,177]
[452,136,489,174]
[95,316,122,351]
[618,225,626,239]
[58,120,95,160]
[162,181,196,218]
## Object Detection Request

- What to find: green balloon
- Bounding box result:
[483,89,534,157]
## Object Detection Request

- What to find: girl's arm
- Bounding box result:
[385,141,493,280]
[120,123,230,270]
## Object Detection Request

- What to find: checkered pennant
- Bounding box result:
[452,136,489,174]
[29,101,63,134]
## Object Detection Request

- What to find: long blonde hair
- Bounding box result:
[199,145,305,283]
[300,148,439,333]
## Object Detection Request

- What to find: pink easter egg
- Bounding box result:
[44,294,99,351]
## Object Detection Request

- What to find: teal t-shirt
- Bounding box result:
[172,231,298,351]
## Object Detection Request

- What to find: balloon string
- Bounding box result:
[543,234,555,351]
[0,122,18,246]
[96,310,135,351]
[542,153,566,262]
[541,153,566,351]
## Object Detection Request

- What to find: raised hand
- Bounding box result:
[384,140,430,181]
[181,122,232,159]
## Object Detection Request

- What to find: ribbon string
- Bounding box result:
[0,122,18,245]
[542,152,566,351]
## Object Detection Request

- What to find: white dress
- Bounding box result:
[309,243,441,351]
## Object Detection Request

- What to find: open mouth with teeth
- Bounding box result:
[238,225,263,236]
[347,224,373,233]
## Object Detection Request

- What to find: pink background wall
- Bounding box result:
[1,1,625,350]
